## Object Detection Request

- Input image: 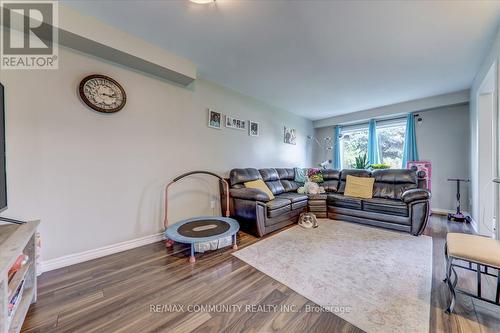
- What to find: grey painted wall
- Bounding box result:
[1,46,313,261]
[314,90,469,128]
[415,104,470,212]
[313,104,470,212]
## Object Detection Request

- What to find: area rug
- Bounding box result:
[233,219,432,333]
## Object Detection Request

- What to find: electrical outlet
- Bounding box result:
[210,200,216,209]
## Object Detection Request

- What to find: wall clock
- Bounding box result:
[79,74,126,113]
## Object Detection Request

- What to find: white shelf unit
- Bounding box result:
[0,221,39,333]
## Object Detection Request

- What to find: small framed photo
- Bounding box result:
[284,126,296,145]
[208,109,222,129]
[249,121,259,136]
[226,116,247,130]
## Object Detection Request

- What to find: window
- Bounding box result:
[339,118,406,169]
[377,119,406,169]
[340,125,369,169]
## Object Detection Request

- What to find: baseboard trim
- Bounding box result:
[41,232,164,273]
[430,208,454,216]
[468,216,479,234]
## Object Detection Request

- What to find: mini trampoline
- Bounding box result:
[163,171,239,263]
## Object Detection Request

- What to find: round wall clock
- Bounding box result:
[79,74,126,113]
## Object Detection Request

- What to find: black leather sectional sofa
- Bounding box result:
[222,168,431,237]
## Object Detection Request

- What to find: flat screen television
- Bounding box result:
[0,83,6,212]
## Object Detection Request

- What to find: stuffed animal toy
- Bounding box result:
[298,212,318,229]
[304,181,320,194]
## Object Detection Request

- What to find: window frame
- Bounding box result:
[338,117,407,169]
[339,123,369,169]
[376,118,406,168]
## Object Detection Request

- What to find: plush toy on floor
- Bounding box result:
[298,212,318,229]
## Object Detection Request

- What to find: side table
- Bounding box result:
[307,194,327,218]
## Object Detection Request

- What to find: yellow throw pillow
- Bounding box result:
[244,179,275,200]
[344,175,375,199]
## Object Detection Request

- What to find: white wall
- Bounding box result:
[469,26,500,238]
[313,104,471,212]
[0,46,313,261]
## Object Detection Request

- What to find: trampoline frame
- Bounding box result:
[163,171,236,263]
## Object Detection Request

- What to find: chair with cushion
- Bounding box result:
[444,233,500,313]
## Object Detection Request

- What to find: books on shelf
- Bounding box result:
[8,254,29,282]
[8,278,25,322]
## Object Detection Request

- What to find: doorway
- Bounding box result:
[478,92,496,236]
[475,62,498,238]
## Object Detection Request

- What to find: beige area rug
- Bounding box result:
[233,219,432,333]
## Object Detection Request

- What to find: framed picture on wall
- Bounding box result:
[208,109,222,129]
[226,116,247,130]
[249,121,259,136]
[284,126,296,145]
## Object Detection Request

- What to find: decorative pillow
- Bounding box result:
[307,168,324,183]
[294,167,308,183]
[244,179,275,200]
[344,175,375,199]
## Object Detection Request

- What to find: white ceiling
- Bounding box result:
[63,0,500,120]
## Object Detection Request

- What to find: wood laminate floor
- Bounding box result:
[21,216,500,332]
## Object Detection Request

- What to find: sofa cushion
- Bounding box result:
[244,179,275,200]
[265,181,285,195]
[372,169,417,200]
[230,168,261,187]
[276,193,308,203]
[322,180,339,192]
[266,198,291,210]
[273,168,302,193]
[276,168,295,180]
[267,205,292,218]
[260,168,279,181]
[292,200,308,210]
[321,169,340,192]
[362,197,409,217]
[338,169,371,193]
[266,198,292,218]
[281,180,302,192]
[259,168,285,195]
[327,193,362,210]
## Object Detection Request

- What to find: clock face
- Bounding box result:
[79,75,126,113]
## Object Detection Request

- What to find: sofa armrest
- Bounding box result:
[402,189,431,203]
[230,188,271,202]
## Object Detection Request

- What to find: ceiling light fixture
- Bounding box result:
[189,0,215,4]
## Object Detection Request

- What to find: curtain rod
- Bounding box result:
[337,114,407,128]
